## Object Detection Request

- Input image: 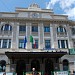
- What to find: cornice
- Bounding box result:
[0,17,74,25]
[0,12,18,14]
[52,14,68,17]
[15,8,53,13]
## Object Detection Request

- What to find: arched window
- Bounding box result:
[1,24,12,31]
[0,60,6,72]
[57,26,66,33]
[63,59,69,71]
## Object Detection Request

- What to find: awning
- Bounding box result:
[5,51,67,59]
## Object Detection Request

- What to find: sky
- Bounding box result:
[0,0,75,21]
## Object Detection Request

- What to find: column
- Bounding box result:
[6,58,11,72]
[6,64,10,72]
[38,22,44,49]
[12,22,19,50]
[26,22,31,49]
[66,24,73,48]
[50,24,54,48]
[51,24,58,49]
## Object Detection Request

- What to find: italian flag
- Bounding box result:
[30,35,36,48]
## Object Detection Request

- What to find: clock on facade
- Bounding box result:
[32,13,39,18]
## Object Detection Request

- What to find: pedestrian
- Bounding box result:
[3,72,6,75]
[32,68,38,75]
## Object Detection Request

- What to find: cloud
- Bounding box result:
[46,0,60,9]
[59,0,75,9]
[59,0,75,20]
[46,0,75,20]
[65,7,75,20]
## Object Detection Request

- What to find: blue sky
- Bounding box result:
[0,0,75,20]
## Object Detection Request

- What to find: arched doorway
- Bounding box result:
[16,60,26,75]
[0,60,6,72]
[63,59,69,71]
[45,59,54,75]
[31,59,40,71]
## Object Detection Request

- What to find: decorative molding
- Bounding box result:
[0,17,74,25]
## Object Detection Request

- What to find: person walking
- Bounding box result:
[32,68,38,75]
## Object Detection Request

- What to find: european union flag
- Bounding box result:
[24,36,27,48]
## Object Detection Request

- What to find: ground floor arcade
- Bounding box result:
[5,52,67,75]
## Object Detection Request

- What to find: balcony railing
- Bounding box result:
[0,31,12,36]
[19,31,26,36]
[57,32,67,37]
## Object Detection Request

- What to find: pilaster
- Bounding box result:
[6,64,10,72]
[50,24,54,48]
[38,22,44,49]
[52,23,58,48]
[12,22,19,51]
[26,22,31,49]
[66,24,73,48]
